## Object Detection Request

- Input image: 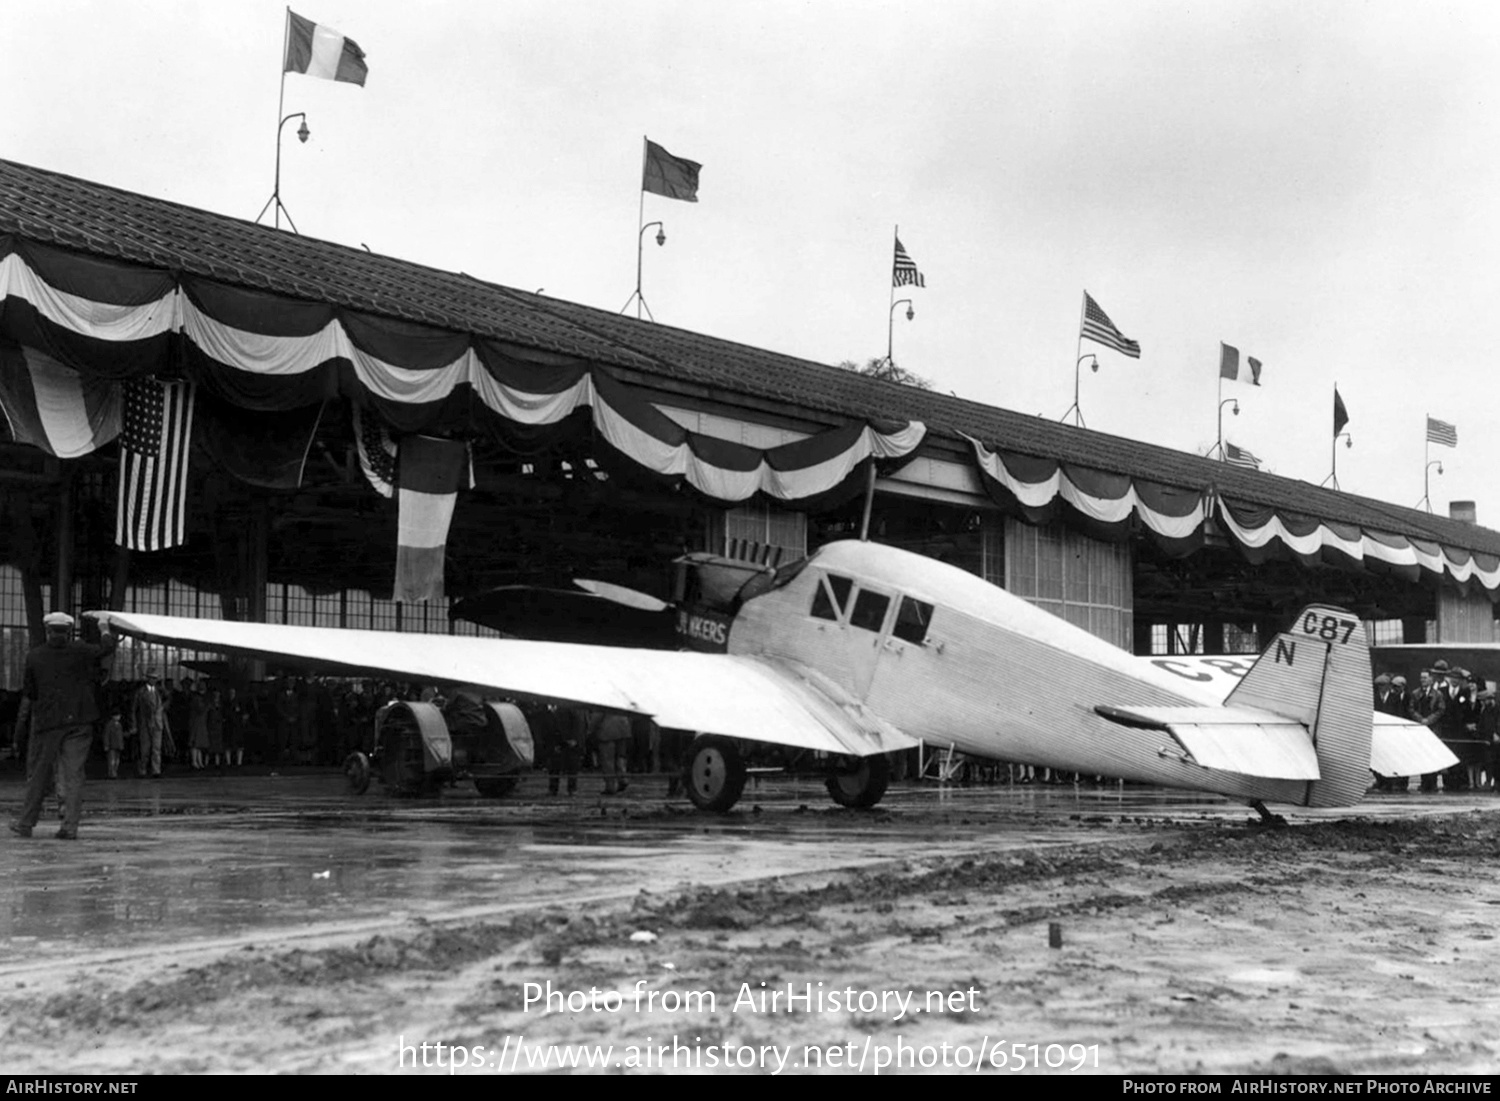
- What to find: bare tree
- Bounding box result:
[835,358,933,390]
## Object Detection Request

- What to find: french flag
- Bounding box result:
[284,11,368,86]
[0,343,120,458]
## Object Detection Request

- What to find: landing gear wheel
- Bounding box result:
[825,753,890,808]
[683,736,747,813]
[343,751,372,795]
[474,777,519,798]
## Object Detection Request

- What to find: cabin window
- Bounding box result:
[810,573,853,621]
[849,589,891,633]
[893,596,933,644]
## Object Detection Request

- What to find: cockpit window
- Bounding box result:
[810,573,853,621]
[893,596,933,644]
[850,589,891,632]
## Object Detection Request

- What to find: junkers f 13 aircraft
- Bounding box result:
[93,539,1453,819]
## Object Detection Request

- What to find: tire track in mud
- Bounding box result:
[6,810,1500,1073]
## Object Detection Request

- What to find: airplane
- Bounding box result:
[89,539,1454,820]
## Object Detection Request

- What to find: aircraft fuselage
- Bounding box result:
[729,541,1345,807]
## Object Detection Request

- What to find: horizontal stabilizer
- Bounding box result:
[1371,713,1459,777]
[1096,704,1320,780]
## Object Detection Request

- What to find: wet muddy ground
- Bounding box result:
[2,770,1498,1074]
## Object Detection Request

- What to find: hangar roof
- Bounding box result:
[1,156,1496,581]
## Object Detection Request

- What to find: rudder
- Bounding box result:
[1225,605,1372,807]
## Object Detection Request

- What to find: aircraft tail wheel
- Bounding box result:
[826,753,890,808]
[684,736,747,813]
[343,751,372,795]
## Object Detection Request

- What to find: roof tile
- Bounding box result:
[2,156,1497,557]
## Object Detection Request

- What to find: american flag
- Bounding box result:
[892,237,926,288]
[1081,292,1141,358]
[353,404,396,497]
[1224,441,1261,469]
[1426,416,1457,448]
[116,377,195,551]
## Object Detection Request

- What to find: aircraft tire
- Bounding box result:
[683,736,747,813]
[343,751,372,795]
[825,753,890,809]
[474,776,519,798]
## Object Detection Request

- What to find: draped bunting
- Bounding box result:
[964,433,1207,556]
[0,236,925,506]
[965,435,1500,599]
[1217,497,1500,595]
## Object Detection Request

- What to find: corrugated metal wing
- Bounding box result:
[96,612,915,759]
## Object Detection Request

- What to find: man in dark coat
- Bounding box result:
[9,612,116,840]
[1409,669,1447,794]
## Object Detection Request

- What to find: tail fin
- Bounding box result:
[1226,605,1372,807]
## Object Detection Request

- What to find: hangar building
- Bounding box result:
[0,158,1496,684]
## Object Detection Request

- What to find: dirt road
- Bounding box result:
[2,780,1498,1074]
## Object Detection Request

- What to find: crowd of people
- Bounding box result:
[11,622,1500,844]
[1374,661,1499,792]
[3,670,398,780]
[0,668,701,798]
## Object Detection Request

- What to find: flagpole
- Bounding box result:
[1075,291,1088,427]
[1215,347,1223,459]
[621,136,657,320]
[1419,416,1441,513]
[1331,383,1341,489]
[255,10,298,232]
[636,137,647,319]
[1061,291,1087,427]
[277,8,288,227]
[888,226,898,366]
[1322,384,1341,489]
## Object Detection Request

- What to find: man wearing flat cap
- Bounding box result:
[9,612,116,840]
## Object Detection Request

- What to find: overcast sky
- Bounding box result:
[5,1,1497,526]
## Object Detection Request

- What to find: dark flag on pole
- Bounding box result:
[116,377,195,551]
[1334,389,1349,436]
[1080,293,1140,358]
[893,237,926,288]
[1221,345,1262,385]
[642,140,701,202]
[1219,343,1239,380]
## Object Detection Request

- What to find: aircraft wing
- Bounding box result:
[1094,704,1321,780]
[95,612,915,759]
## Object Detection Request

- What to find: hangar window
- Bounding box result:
[850,589,891,633]
[893,596,933,644]
[811,573,853,621]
